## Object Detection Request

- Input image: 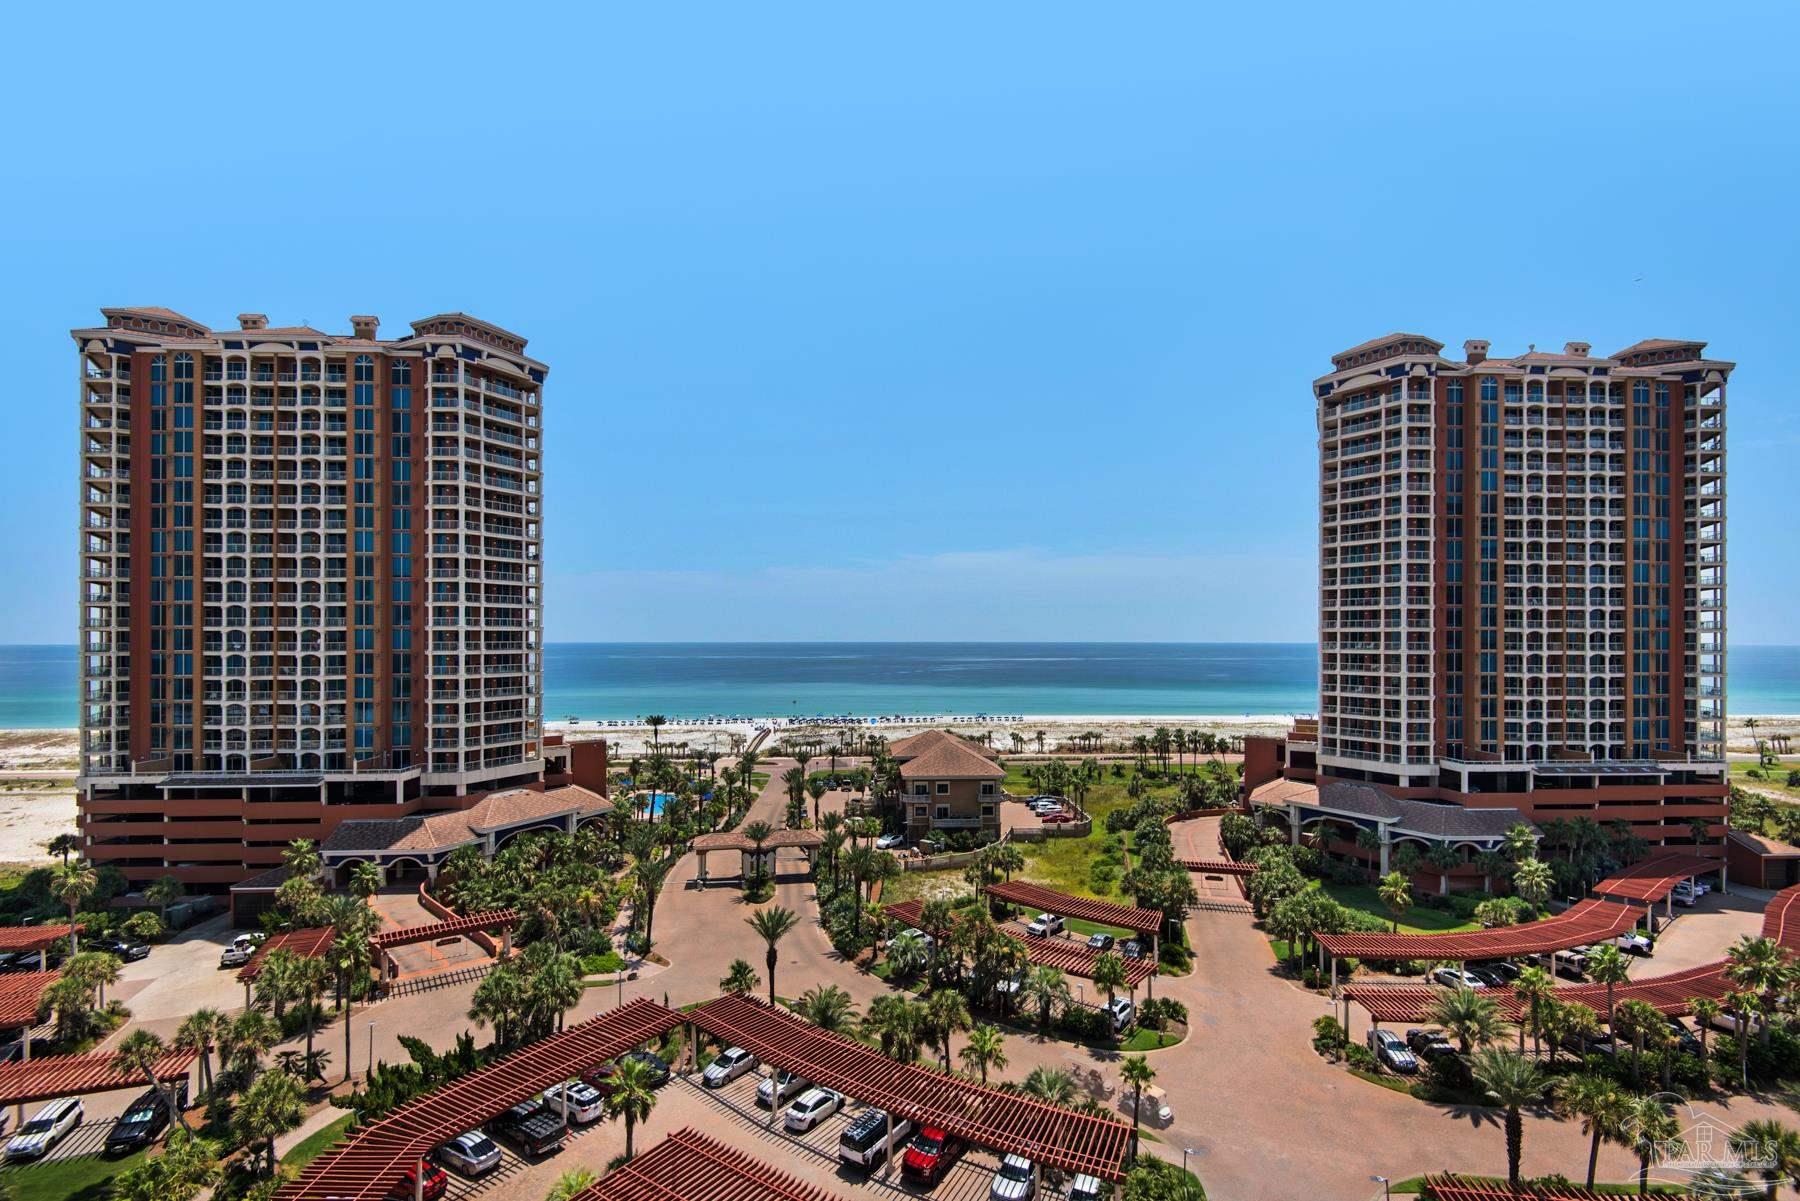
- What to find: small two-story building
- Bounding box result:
[888,730,1005,844]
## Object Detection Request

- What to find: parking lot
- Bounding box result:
[0,1115,122,1171]
[689,1068,1091,1201]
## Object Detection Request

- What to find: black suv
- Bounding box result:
[488,1100,566,1157]
[105,1082,188,1155]
[91,937,151,962]
[1404,1028,1457,1061]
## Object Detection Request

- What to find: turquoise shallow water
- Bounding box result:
[7,642,1800,726]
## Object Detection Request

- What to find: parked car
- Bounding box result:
[487,1099,566,1157]
[1482,960,1523,982]
[1086,933,1115,952]
[5,1098,83,1162]
[1026,913,1064,937]
[704,1046,759,1087]
[1672,882,1699,907]
[1613,930,1654,956]
[1466,964,1509,988]
[1367,1029,1418,1074]
[0,952,41,973]
[1706,1006,1767,1038]
[90,936,150,962]
[1107,997,1136,1032]
[889,928,936,956]
[1430,967,1485,990]
[991,1153,1037,1200]
[436,1130,502,1176]
[1120,939,1147,960]
[1404,1029,1457,1061]
[757,1068,811,1107]
[1691,878,1712,895]
[1664,1017,1703,1056]
[231,931,267,950]
[1067,1175,1106,1201]
[1041,812,1077,825]
[542,1080,606,1124]
[104,1082,188,1155]
[840,1108,914,1168]
[783,1087,844,1132]
[0,1038,54,1065]
[1553,950,1589,980]
[1560,1030,1617,1059]
[616,1049,671,1087]
[219,944,254,969]
[902,1126,967,1186]
[995,969,1027,998]
[388,1161,449,1201]
[875,834,907,851]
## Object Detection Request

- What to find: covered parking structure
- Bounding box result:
[1314,897,1647,990]
[1420,1173,1638,1201]
[983,881,1163,943]
[683,992,1134,1182]
[1592,850,1729,914]
[0,924,79,970]
[275,997,684,1201]
[882,899,1157,992]
[1337,881,1800,1031]
[0,1046,196,1125]
[570,1126,851,1201]
[691,829,822,886]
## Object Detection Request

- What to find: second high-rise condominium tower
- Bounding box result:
[74,308,548,893]
[1311,334,1728,799]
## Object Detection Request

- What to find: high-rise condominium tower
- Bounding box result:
[1294,334,1730,836]
[74,308,547,893]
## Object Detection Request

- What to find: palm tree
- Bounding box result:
[1553,1074,1630,1189]
[468,963,527,1048]
[1022,965,1070,1033]
[44,832,80,865]
[867,994,923,1062]
[347,861,383,898]
[1613,998,1663,1086]
[1726,934,1790,1045]
[721,959,760,995]
[223,1009,280,1080]
[1690,996,1722,1066]
[1091,951,1129,1008]
[118,1029,194,1135]
[1469,1047,1545,1191]
[51,860,96,952]
[1120,1054,1156,1162]
[645,715,667,753]
[175,1008,226,1097]
[798,984,857,1032]
[1421,987,1504,1054]
[1020,1066,1079,1105]
[1623,1094,1683,1197]
[923,989,970,1073]
[1377,870,1411,933]
[1586,944,1632,1038]
[959,1024,1007,1085]
[1512,967,1555,1055]
[1729,1119,1800,1201]
[281,838,321,881]
[1514,858,1554,914]
[290,954,331,1076]
[233,1069,304,1177]
[146,875,184,918]
[603,1055,658,1161]
[546,1170,600,1201]
[745,906,800,1007]
[807,778,828,828]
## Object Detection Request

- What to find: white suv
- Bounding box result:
[1026,913,1064,937]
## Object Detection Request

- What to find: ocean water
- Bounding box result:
[9,642,1800,728]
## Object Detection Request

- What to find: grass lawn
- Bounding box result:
[281,1113,355,1171]
[1118,1027,1181,1052]
[1732,760,1800,801]
[1002,765,1201,902]
[1313,881,1480,934]
[6,1149,151,1201]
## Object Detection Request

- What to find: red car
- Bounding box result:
[1040,812,1076,824]
[901,1126,965,1185]
[389,1161,449,1201]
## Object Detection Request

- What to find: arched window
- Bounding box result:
[354,354,375,383]
[174,352,194,379]
[390,360,412,385]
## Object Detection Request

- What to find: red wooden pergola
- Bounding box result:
[982,882,1162,937]
[1177,858,1257,876]
[274,998,684,1201]
[370,909,519,951]
[571,1126,852,1201]
[883,899,1156,990]
[0,925,79,956]
[0,1047,195,1109]
[1592,851,1728,905]
[238,926,338,983]
[685,993,1134,1180]
[1316,898,1644,963]
[0,972,59,1030]
[1420,1173,1641,1200]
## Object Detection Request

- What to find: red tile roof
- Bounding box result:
[983,882,1163,936]
[1591,852,1725,904]
[0,925,79,955]
[237,926,337,983]
[0,1048,196,1109]
[882,900,1155,988]
[0,972,59,1028]
[370,909,518,952]
[572,1127,852,1201]
[1316,897,1643,962]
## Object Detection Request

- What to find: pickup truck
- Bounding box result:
[487,1099,567,1157]
[838,1108,913,1168]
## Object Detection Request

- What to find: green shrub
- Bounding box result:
[1055,1004,1114,1043]
[1311,1015,1348,1059]
[1343,1042,1378,1072]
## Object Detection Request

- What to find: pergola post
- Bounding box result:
[1330,955,1338,995]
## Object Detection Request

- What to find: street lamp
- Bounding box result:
[1372,1175,1391,1201]
[1182,1148,1200,1200]
[367,1020,377,1078]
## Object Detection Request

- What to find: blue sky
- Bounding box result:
[3,3,1796,644]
